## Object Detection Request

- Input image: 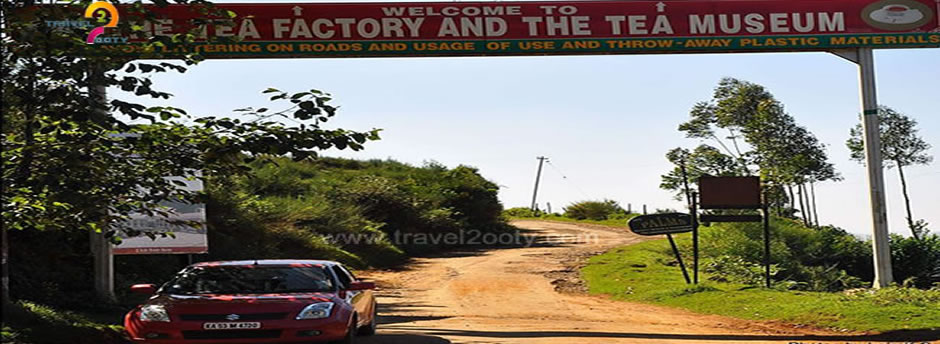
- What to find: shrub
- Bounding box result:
[792,264,865,292]
[564,199,625,221]
[1,301,125,344]
[503,207,537,218]
[696,217,873,291]
[704,255,780,285]
[891,232,940,288]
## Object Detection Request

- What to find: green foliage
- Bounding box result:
[847,106,933,168]
[583,239,940,332]
[3,0,379,238]
[195,157,507,268]
[890,233,940,288]
[847,106,933,238]
[504,213,636,228]
[2,0,382,305]
[668,78,840,224]
[563,199,626,221]
[704,255,779,285]
[10,157,507,309]
[1,301,125,344]
[503,207,538,218]
[693,218,873,291]
[660,145,741,201]
[795,265,866,292]
[678,218,940,292]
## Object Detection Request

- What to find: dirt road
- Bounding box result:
[358,220,928,344]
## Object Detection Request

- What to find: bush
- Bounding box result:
[696,217,872,291]
[695,218,940,291]
[563,199,625,221]
[1,301,125,344]
[704,255,779,285]
[503,207,538,218]
[891,232,940,288]
[792,264,865,292]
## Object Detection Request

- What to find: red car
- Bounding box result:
[124,260,377,344]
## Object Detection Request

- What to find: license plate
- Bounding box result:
[203,322,262,330]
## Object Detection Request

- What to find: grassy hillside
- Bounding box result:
[9,157,509,311]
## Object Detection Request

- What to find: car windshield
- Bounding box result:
[161,265,335,294]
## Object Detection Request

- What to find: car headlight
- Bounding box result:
[296,302,334,320]
[139,305,170,322]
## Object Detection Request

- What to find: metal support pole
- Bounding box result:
[90,77,116,302]
[857,48,894,288]
[667,234,691,284]
[762,201,771,289]
[691,192,699,284]
[530,156,547,211]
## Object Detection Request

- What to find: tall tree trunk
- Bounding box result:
[896,162,919,240]
[797,183,810,227]
[810,181,820,228]
[787,185,796,217]
[801,183,813,227]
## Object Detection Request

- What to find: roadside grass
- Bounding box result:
[508,214,635,228]
[582,238,940,333]
[2,301,126,344]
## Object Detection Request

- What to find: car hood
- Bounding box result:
[144,292,337,315]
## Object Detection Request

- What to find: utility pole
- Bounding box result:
[530,156,548,211]
[831,47,893,288]
[856,48,893,288]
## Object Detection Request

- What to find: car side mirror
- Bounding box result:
[347,281,375,291]
[130,284,157,294]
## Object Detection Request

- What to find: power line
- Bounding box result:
[545,160,591,199]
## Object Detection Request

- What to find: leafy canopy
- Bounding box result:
[2,0,380,239]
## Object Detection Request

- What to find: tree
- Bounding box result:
[847,106,933,239]
[2,0,380,304]
[660,145,740,204]
[675,78,839,221]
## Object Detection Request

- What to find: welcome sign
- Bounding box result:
[99,0,940,58]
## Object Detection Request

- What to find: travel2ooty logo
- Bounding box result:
[84,1,121,44]
[44,1,124,44]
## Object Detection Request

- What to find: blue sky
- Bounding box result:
[148,34,939,237]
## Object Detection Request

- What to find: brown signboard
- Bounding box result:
[698,176,761,209]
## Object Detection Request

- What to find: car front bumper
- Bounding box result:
[125,312,348,343]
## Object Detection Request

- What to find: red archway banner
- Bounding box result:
[94,0,940,58]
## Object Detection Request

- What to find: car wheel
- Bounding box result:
[334,316,356,344]
[358,302,377,336]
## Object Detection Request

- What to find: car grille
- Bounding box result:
[179,312,289,321]
[181,330,282,340]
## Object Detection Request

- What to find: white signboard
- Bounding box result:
[112,176,208,255]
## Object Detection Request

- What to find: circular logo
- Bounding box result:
[84,1,119,44]
[861,0,934,30]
